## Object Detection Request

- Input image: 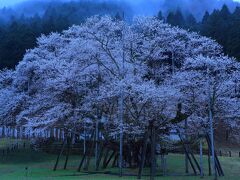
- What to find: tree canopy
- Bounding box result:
[0,16,239,138]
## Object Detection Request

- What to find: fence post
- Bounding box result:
[219,150,222,156]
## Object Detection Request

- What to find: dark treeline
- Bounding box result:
[161,4,240,60]
[159,0,238,20]
[0,1,240,69]
[0,1,129,69]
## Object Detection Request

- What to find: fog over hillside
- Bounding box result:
[128,0,240,19]
[0,0,240,21]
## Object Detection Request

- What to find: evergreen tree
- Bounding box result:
[185,13,197,30]
[201,10,220,40]
[42,6,58,34]
[202,5,231,51]
[115,12,123,21]
[218,4,231,49]
[167,12,175,26]
[220,4,231,20]
[157,11,164,21]
[202,11,210,24]
[175,9,185,27]
[167,9,185,28]
[30,14,42,36]
[227,7,240,59]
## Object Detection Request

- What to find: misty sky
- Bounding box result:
[0,0,26,7]
[0,0,240,8]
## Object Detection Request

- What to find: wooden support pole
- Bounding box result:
[138,128,150,179]
[2,126,5,137]
[190,152,201,173]
[102,149,110,168]
[178,129,197,175]
[208,145,212,176]
[163,154,167,176]
[95,119,99,169]
[200,138,203,178]
[77,151,87,172]
[186,152,197,175]
[112,153,119,168]
[206,134,224,177]
[128,143,132,168]
[150,126,156,180]
[64,136,71,170]
[84,131,95,171]
[214,151,224,176]
[77,131,94,172]
[53,139,67,171]
[185,119,189,174]
[96,144,104,170]
[104,151,116,169]
[160,153,165,175]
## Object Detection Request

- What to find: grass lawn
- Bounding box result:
[0,140,240,179]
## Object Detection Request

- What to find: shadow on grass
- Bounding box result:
[0,148,56,164]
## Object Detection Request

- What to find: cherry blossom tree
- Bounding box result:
[170,55,240,133]
[0,16,238,147]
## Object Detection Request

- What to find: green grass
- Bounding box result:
[0,138,18,148]
[0,140,240,179]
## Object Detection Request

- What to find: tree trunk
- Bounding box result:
[200,138,203,178]
[150,126,156,180]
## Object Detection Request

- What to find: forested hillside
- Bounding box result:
[163,4,240,60]
[0,0,240,69]
[0,1,129,69]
